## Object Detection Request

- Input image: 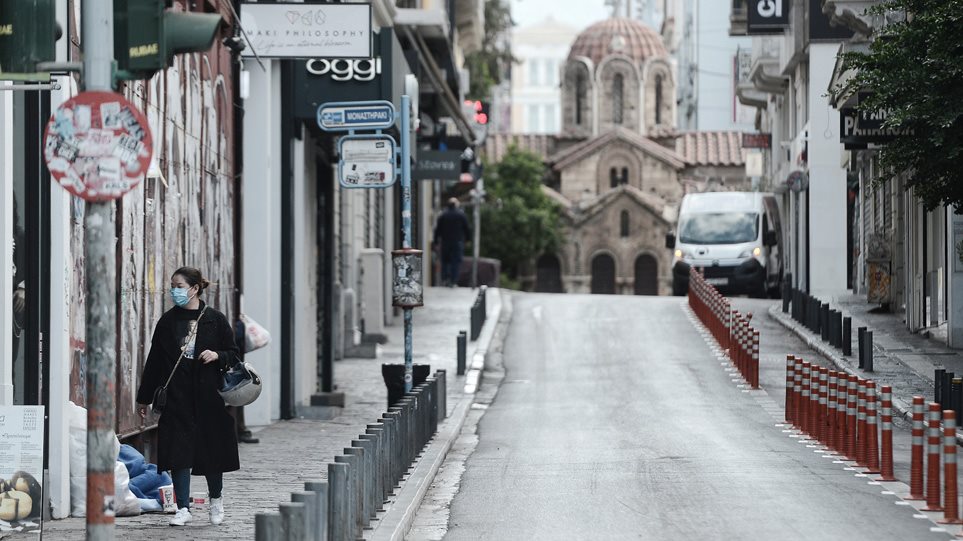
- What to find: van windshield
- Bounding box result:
[679,212,759,245]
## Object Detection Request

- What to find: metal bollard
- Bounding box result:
[842,317,852,356]
[327,462,349,541]
[255,512,283,541]
[832,310,843,348]
[364,427,387,508]
[923,403,943,512]
[953,378,963,424]
[279,502,308,541]
[384,409,403,486]
[941,372,955,411]
[437,369,448,420]
[304,481,329,541]
[846,375,858,460]
[344,447,367,531]
[876,386,896,482]
[291,492,318,539]
[821,303,831,342]
[863,331,874,372]
[936,368,947,404]
[908,397,927,500]
[939,411,963,525]
[353,438,377,523]
[333,455,358,540]
[865,381,880,474]
[858,327,867,369]
[457,331,467,375]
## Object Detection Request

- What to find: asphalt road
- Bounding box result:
[440,293,952,540]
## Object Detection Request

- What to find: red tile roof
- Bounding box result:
[675,131,746,167]
[568,17,667,66]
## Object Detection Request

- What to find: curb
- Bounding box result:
[369,288,509,541]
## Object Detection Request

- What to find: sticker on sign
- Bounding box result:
[318,100,395,131]
[338,135,397,189]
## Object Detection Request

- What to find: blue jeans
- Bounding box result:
[441,242,463,285]
[172,469,223,510]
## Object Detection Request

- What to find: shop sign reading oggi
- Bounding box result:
[305,57,382,82]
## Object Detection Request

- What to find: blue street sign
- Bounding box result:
[317,100,396,132]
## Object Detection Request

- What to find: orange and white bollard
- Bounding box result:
[846,375,858,460]
[794,358,804,430]
[865,381,881,474]
[786,356,796,423]
[818,367,829,445]
[809,363,820,437]
[800,362,811,434]
[751,330,759,389]
[856,379,868,466]
[828,371,839,452]
[939,410,963,525]
[836,371,848,454]
[876,385,896,482]
[907,396,926,500]
[923,402,943,512]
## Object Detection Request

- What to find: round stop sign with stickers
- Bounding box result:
[43,91,153,202]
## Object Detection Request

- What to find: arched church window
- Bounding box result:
[613,74,624,125]
[576,73,585,125]
[620,210,630,237]
[621,167,629,185]
[655,74,664,125]
[610,167,618,188]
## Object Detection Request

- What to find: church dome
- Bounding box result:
[567,17,667,66]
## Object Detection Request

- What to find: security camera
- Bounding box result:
[223,36,246,53]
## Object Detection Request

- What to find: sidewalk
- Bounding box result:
[19,286,500,541]
[770,291,963,422]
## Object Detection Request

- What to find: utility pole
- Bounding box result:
[82,2,117,539]
[471,182,483,289]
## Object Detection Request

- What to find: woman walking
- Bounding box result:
[136,266,240,527]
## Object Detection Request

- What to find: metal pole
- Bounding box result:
[82,2,116,539]
[472,185,481,288]
[400,94,414,393]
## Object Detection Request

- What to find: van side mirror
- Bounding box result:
[764,230,777,247]
[665,233,676,249]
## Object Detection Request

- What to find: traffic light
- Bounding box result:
[114,0,222,81]
[0,0,60,81]
[463,100,490,125]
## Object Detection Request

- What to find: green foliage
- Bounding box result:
[480,146,563,278]
[464,0,514,100]
[841,0,963,210]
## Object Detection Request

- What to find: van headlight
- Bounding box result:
[674,249,692,261]
[738,247,763,258]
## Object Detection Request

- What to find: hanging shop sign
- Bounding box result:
[338,134,397,189]
[413,150,462,181]
[318,100,395,131]
[0,406,45,531]
[239,2,371,59]
[43,91,154,202]
[741,132,772,149]
[839,107,912,150]
[747,0,790,34]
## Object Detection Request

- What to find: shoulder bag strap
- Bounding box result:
[159,305,209,390]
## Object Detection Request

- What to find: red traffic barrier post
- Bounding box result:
[836,371,848,453]
[939,410,963,525]
[751,330,760,389]
[856,379,868,467]
[786,356,796,424]
[923,402,943,512]
[865,381,881,474]
[875,385,896,482]
[907,396,927,500]
[828,371,839,452]
[818,367,830,446]
[846,375,858,461]
[809,364,820,438]
[794,358,804,430]
[800,362,812,435]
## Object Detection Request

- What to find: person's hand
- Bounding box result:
[138,405,148,418]
[199,350,219,364]
[12,286,25,314]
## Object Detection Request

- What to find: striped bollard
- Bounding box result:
[923,402,943,512]
[938,410,963,525]
[846,375,858,460]
[793,358,804,429]
[907,396,927,500]
[800,362,811,435]
[827,371,839,452]
[865,381,881,474]
[836,372,848,454]
[818,367,829,445]
[875,385,896,481]
[856,379,868,466]
[786,356,796,423]
[809,364,820,438]
[751,330,760,389]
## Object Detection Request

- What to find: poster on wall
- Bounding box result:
[0,406,45,532]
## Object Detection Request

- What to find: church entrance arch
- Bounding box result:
[634,254,658,295]
[535,254,564,293]
[590,253,616,294]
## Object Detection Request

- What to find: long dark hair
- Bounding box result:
[173,266,211,294]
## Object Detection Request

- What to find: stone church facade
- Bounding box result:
[487,17,751,295]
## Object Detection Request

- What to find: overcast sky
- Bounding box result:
[509,0,612,31]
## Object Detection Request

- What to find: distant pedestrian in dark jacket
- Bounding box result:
[433,198,471,287]
[136,266,239,527]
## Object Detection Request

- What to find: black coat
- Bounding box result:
[136,302,240,475]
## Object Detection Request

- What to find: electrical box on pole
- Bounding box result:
[113,0,222,81]
[0,0,61,81]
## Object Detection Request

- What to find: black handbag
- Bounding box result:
[151,307,207,415]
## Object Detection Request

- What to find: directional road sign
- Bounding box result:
[318,100,395,132]
[338,134,397,188]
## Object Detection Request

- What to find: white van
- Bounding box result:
[666,191,783,297]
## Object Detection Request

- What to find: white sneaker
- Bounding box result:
[210,497,224,525]
[169,507,192,526]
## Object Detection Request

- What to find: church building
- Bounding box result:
[487,16,750,295]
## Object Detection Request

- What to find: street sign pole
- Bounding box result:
[82,1,117,539]
[401,94,414,393]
